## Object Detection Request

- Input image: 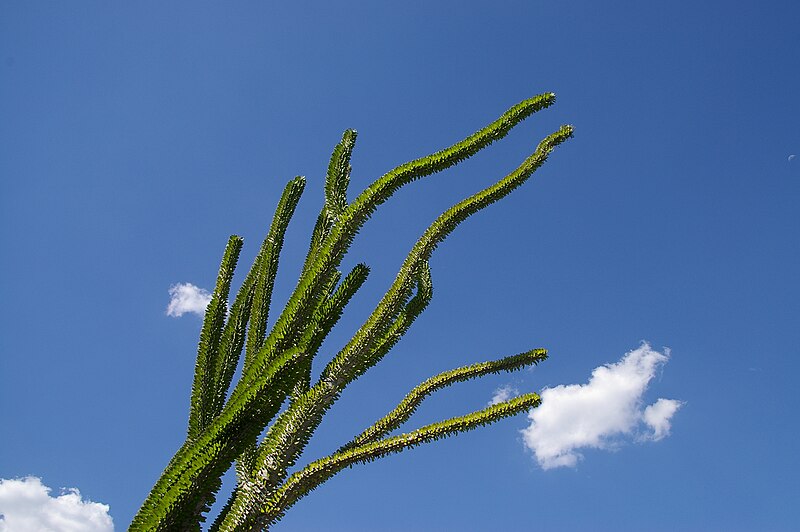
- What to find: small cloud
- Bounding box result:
[642,398,683,441]
[0,477,113,532]
[489,385,519,406]
[789,154,796,162]
[166,283,212,317]
[521,342,681,470]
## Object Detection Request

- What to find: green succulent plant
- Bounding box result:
[131,93,572,531]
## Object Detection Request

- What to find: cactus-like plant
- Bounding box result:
[131,93,573,531]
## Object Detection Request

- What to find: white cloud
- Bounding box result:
[489,385,519,406]
[521,342,681,470]
[642,398,683,441]
[0,477,113,532]
[166,283,212,317]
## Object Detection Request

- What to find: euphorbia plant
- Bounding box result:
[131,93,572,531]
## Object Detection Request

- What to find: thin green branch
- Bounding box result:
[344,93,557,228]
[325,129,356,217]
[301,129,357,278]
[245,176,306,370]
[258,393,543,529]
[344,260,433,380]
[188,235,243,440]
[210,266,257,420]
[340,348,548,452]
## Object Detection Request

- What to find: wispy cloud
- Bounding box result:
[0,477,113,532]
[166,283,212,317]
[521,342,682,470]
[489,385,519,406]
[642,398,683,441]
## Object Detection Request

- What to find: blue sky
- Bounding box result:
[1,1,799,530]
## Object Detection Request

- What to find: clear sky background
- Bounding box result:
[1,2,799,531]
